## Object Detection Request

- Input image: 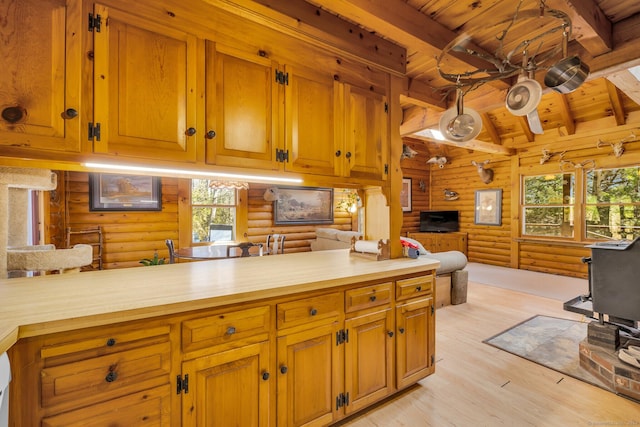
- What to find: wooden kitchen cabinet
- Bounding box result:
[395,275,436,390]
[0,0,82,153]
[407,232,468,256]
[204,42,280,170]
[343,83,389,181]
[344,281,394,414]
[283,64,342,177]
[91,4,198,162]
[181,341,271,427]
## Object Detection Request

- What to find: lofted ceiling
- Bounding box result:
[248,0,640,155]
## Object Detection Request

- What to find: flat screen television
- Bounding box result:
[419,210,459,233]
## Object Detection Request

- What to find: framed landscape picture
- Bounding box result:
[273,186,334,225]
[89,173,162,211]
[401,178,412,212]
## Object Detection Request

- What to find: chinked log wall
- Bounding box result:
[58,173,354,269]
[401,111,640,279]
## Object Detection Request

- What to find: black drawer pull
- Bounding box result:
[205,130,216,139]
[280,365,288,374]
[387,331,394,337]
[369,295,377,302]
[310,308,318,316]
[105,371,118,383]
[262,371,270,381]
[106,338,116,347]
[416,286,422,292]
[226,326,236,335]
[399,328,405,334]
[185,127,196,136]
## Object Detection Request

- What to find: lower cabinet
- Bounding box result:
[181,341,271,427]
[396,296,435,389]
[344,307,394,415]
[277,322,344,426]
[8,272,435,426]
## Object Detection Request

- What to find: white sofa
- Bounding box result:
[309,228,363,251]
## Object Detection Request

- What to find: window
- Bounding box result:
[191,180,237,243]
[585,166,640,240]
[522,173,575,237]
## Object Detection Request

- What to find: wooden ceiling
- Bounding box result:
[248,0,640,154]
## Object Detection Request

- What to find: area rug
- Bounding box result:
[483,315,610,391]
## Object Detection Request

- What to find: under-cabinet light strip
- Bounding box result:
[83,162,303,184]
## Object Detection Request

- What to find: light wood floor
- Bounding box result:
[338,279,640,427]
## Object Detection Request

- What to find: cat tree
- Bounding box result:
[0,167,92,278]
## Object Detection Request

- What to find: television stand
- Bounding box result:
[407,232,468,256]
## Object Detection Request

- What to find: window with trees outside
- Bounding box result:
[585,166,640,240]
[522,173,575,238]
[191,179,237,243]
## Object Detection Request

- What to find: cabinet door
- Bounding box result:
[277,322,343,426]
[182,341,271,427]
[92,4,197,162]
[438,233,468,254]
[344,308,394,414]
[205,43,280,170]
[395,296,435,389]
[344,84,388,180]
[284,65,341,176]
[0,0,81,152]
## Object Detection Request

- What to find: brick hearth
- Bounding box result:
[579,339,640,402]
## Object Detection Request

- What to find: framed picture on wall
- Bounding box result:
[273,186,334,225]
[474,189,502,225]
[401,178,412,212]
[89,173,162,211]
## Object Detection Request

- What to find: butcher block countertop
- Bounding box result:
[0,250,439,354]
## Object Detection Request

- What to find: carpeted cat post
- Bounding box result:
[0,167,92,278]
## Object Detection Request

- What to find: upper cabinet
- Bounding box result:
[283,64,341,177]
[0,0,82,152]
[91,4,198,162]
[344,84,388,181]
[204,42,279,170]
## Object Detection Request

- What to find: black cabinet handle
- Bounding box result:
[369,295,377,302]
[280,365,288,374]
[1,106,25,123]
[309,308,318,316]
[61,108,78,119]
[106,338,116,347]
[335,150,341,157]
[262,371,270,381]
[345,151,352,159]
[205,130,216,139]
[185,127,196,136]
[416,286,422,292]
[387,331,394,337]
[226,326,236,335]
[105,371,118,383]
[399,328,405,334]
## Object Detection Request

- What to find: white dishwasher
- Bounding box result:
[0,352,10,427]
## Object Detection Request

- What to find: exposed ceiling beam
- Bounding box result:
[606,69,640,107]
[517,117,536,142]
[546,0,612,56]
[604,78,627,126]
[481,113,501,145]
[407,134,515,156]
[276,0,510,90]
[400,106,432,136]
[401,78,448,110]
[206,0,406,74]
[553,92,576,135]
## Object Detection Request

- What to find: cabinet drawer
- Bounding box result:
[42,385,172,427]
[41,325,171,364]
[182,305,271,353]
[345,282,392,313]
[277,292,342,329]
[41,342,171,410]
[396,275,433,301]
